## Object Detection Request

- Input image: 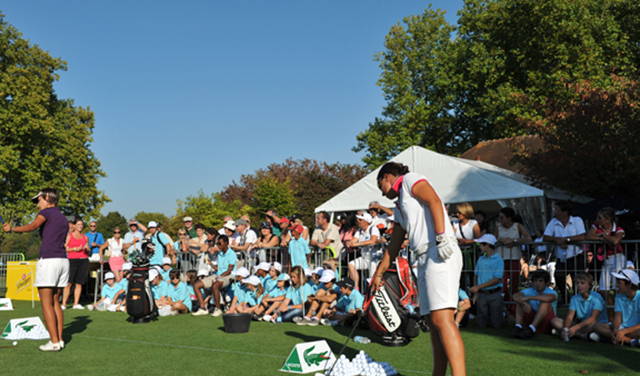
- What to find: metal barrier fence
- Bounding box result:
[0,253,26,294]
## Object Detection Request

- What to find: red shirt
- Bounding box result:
[592,221,624,258]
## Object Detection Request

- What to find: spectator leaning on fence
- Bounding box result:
[346,211,380,291]
[183,217,197,238]
[495,207,532,301]
[543,201,586,302]
[310,211,343,259]
[453,203,482,247]
[218,216,233,235]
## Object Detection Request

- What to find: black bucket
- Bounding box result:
[222,313,252,333]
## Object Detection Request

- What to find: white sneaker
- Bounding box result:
[39,341,61,352]
[294,316,308,325]
[118,306,126,312]
[211,308,223,317]
[72,304,85,310]
[307,317,320,326]
[320,318,332,326]
[60,306,66,311]
[87,305,95,311]
[59,340,65,349]
[191,308,209,316]
[589,332,600,342]
[262,315,272,322]
[170,309,180,316]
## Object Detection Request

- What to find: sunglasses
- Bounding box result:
[113,231,121,234]
[216,242,224,246]
[179,233,186,236]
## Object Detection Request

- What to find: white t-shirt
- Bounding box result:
[453,219,478,240]
[356,225,381,244]
[233,229,257,252]
[107,238,124,258]
[393,172,455,249]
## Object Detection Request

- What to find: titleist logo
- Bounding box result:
[373,288,400,332]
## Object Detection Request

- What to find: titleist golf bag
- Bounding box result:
[126,239,158,323]
[364,257,420,346]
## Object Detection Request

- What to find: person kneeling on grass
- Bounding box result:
[270,266,313,323]
[295,270,340,326]
[322,277,364,326]
[261,273,290,322]
[590,269,640,347]
[164,269,192,316]
[87,272,124,312]
[509,270,558,340]
[550,272,608,341]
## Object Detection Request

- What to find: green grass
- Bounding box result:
[0,300,639,376]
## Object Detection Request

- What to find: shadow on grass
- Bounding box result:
[63,315,92,345]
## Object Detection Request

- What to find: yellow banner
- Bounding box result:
[6,262,39,301]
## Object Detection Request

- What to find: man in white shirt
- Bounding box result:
[230,218,257,261]
[543,201,586,302]
[310,211,343,259]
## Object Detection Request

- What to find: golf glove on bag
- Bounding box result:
[436,237,456,260]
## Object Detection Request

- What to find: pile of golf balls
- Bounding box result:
[325,351,397,376]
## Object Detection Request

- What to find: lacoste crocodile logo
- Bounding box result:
[303,345,329,366]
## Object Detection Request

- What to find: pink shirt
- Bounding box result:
[67,233,89,259]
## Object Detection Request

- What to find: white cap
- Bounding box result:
[148,221,158,228]
[223,220,236,231]
[162,257,171,265]
[183,216,193,222]
[257,262,271,272]
[312,267,324,276]
[122,262,133,271]
[611,269,640,286]
[474,234,498,246]
[304,268,312,277]
[356,212,373,223]
[149,269,159,281]
[244,275,261,286]
[319,269,335,283]
[197,269,209,277]
[104,272,115,280]
[272,262,282,272]
[232,267,249,278]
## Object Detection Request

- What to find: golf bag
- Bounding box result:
[364,257,420,346]
[126,239,158,323]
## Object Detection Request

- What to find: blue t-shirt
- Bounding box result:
[149,232,170,266]
[263,277,277,294]
[268,286,288,298]
[243,289,264,307]
[474,252,504,290]
[522,286,558,315]
[336,289,364,312]
[569,292,608,323]
[159,267,172,282]
[167,281,192,311]
[459,289,469,302]
[86,231,105,255]
[217,249,237,275]
[285,284,314,306]
[124,229,144,254]
[614,291,640,329]
[101,283,121,300]
[117,278,129,294]
[151,281,169,300]
[289,237,310,269]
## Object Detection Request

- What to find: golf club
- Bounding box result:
[326,297,373,376]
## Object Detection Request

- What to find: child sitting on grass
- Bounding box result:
[509,270,557,340]
[226,267,250,314]
[165,269,191,315]
[159,257,172,281]
[456,288,471,328]
[550,272,607,341]
[270,266,313,323]
[263,263,280,294]
[87,272,124,311]
[295,270,340,326]
[149,269,169,309]
[111,263,133,312]
[261,273,290,321]
[238,275,266,315]
[322,277,364,326]
[591,269,640,347]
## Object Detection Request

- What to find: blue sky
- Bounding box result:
[2,1,463,219]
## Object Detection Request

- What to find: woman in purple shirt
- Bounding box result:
[2,188,69,352]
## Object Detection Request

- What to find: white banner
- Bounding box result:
[0,298,13,311]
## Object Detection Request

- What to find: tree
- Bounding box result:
[252,177,296,219]
[354,1,640,169]
[0,13,109,224]
[511,75,640,198]
[94,211,128,237]
[172,190,252,236]
[0,231,41,259]
[220,159,367,225]
[134,212,169,231]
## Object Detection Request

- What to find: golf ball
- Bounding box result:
[13,341,17,346]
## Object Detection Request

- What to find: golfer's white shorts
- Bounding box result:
[349,256,370,270]
[416,242,462,315]
[35,258,70,288]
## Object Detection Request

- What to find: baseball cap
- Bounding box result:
[148,269,159,281]
[312,267,324,276]
[183,216,193,222]
[290,214,302,221]
[336,277,355,289]
[162,257,171,266]
[279,217,290,224]
[319,270,335,283]
[232,267,250,278]
[223,221,236,231]
[611,269,640,286]
[474,234,498,246]
[291,224,304,234]
[244,275,261,286]
[304,268,312,277]
[356,212,373,223]
[197,269,209,277]
[31,191,43,204]
[148,221,158,228]
[104,272,115,280]
[273,262,282,272]
[260,221,271,229]
[277,273,291,282]
[122,262,133,271]
[257,262,271,272]
[235,218,248,226]
[128,218,138,225]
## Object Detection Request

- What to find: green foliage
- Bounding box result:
[0,13,109,223]
[512,75,640,198]
[355,1,640,168]
[173,190,252,235]
[93,211,128,237]
[0,231,41,259]
[253,177,296,219]
[134,212,169,230]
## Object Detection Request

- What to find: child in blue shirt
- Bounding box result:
[550,272,607,341]
[510,270,557,340]
[166,270,192,315]
[469,234,505,329]
[296,270,340,326]
[226,267,250,313]
[322,277,364,326]
[591,269,640,347]
[261,273,290,321]
[271,266,313,323]
[289,225,310,269]
[455,289,471,328]
[238,275,266,315]
[149,269,169,308]
[87,272,124,312]
[159,257,172,281]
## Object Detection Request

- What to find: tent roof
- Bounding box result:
[315,146,587,213]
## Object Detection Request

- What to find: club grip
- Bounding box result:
[0,214,4,224]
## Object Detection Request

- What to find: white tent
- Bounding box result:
[315,146,590,232]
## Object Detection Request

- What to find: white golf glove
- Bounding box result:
[436,236,456,260]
